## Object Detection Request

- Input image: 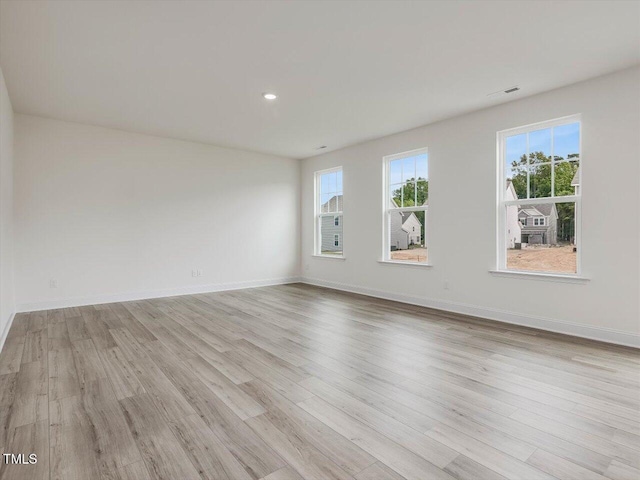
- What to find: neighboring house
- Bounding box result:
[518,204,558,245]
[505,181,522,249]
[320,195,343,253]
[389,199,424,250]
[571,167,580,195]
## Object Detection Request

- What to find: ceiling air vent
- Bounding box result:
[488,86,521,98]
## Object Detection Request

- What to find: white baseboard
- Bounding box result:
[0,311,16,353]
[301,276,640,349]
[17,276,302,313]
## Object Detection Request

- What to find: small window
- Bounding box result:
[499,115,581,275]
[383,148,429,264]
[315,167,343,256]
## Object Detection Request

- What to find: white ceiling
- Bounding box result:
[1,1,639,159]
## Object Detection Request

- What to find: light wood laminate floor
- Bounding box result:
[0,283,638,480]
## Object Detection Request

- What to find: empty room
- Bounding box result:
[0,1,639,479]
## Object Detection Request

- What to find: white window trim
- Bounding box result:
[314,166,344,258]
[381,147,432,266]
[496,114,587,280]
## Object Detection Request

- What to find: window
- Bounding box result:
[315,167,343,256]
[383,148,429,264]
[499,115,581,275]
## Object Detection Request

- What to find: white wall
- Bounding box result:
[0,66,15,348]
[15,115,300,310]
[301,67,640,346]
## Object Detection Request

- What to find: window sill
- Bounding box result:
[312,254,346,260]
[378,260,433,268]
[489,270,590,284]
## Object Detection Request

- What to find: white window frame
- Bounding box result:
[314,166,344,258]
[334,234,339,247]
[496,114,583,278]
[381,147,431,266]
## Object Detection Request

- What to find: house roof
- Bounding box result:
[519,207,542,217]
[321,195,342,213]
[390,199,424,228]
[399,211,422,228]
[518,204,555,217]
[505,180,520,201]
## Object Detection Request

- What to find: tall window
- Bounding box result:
[383,149,428,264]
[498,115,581,275]
[315,167,343,256]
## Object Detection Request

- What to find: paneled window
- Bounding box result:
[499,115,581,275]
[315,167,343,256]
[383,149,429,264]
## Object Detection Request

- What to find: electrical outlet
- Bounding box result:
[49,279,58,289]
[197,269,203,277]
[192,270,197,277]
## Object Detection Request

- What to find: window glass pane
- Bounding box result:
[506,134,527,198]
[529,163,551,199]
[320,214,343,256]
[402,180,417,206]
[554,161,579,197]
[528,128,552,164]
[390,183,403,208]
[321,174,330,195]
[389,209,427,263]
[402,156,416,182]
[506,202,576,274]
[506,133,527,165]
[553,122,580,161]
[390,160,402,185]
[317,168,343,255]
[416,154,428,180]
[329,195,340,213]
[416,179,429,206]
[320,192,332,213]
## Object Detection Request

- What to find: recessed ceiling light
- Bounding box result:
[263,93,277,100]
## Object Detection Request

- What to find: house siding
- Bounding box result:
[321,214,343,252]
[505,183,522,249]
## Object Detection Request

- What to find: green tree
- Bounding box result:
[392,178,429,207]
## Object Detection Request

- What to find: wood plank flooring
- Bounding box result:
[0,283,638,480]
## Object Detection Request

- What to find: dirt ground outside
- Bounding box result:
[507,245,576,274]
[391,248,428,263]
